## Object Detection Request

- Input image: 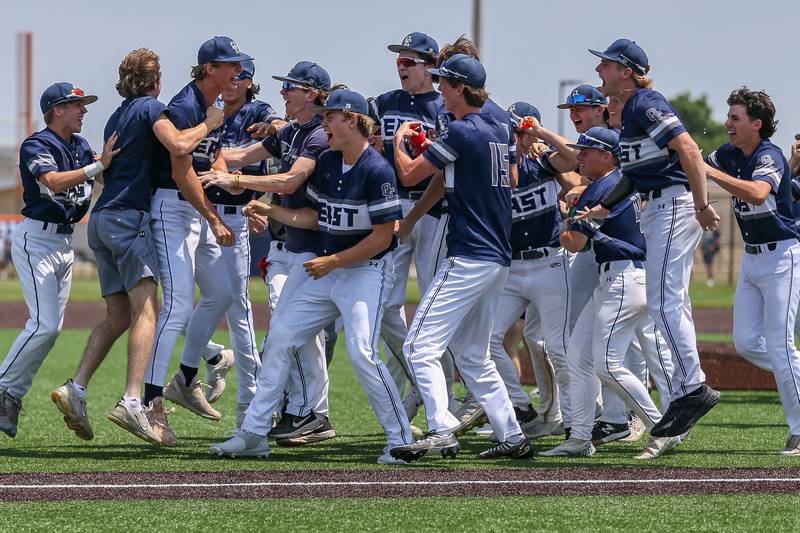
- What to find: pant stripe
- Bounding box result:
[371,261,408,443]
[651,321,674,397]
[559,258,570,356]
[148,201,174,385]
[408,257,455,355]
[384,341,415,384]
[604,273,656,426]
[240,226,257,357]
[293,351,308,415]
[783,248,800,409]
[0,233,39,380]
[658,198,689,396]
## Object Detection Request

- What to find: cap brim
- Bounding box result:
[218,53,254,63]
[566,143,593,150]
[79,95,98,105]
[271,75,320,89]
[387,44,409,53]
[557,102,601,109]
[588,48,614,61]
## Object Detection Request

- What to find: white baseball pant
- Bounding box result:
[0,218,73,398]
[733,239,800,434]
[404,256,522,441]
[521,307,559,419]
[641,185,705,400]
[243,257,410,446]
[147,189,235,388]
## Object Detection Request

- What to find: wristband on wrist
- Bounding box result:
[233,174,240,188]
[695,202,710,213]
[83,161,105,179]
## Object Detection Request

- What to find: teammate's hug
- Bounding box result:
[2,34,800,462]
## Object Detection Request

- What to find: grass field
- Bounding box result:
[0,325,797,530]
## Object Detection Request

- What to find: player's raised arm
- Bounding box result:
[153,106,224,156]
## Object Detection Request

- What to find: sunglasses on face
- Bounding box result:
[396,56,427,68]
[567,93,590,105]
[281,81,310,91]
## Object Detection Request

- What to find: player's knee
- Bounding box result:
[36,320,62,341]
[733,330,761,357]
[488,333,506,359]
[594,359,621,385]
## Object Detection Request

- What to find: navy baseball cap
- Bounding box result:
[238,60,255,81]
[40,82,98,114]
[567,127,620,154]
[309,89,369,116]
[557,85,607,109]
[507,101,541,126]
[428,54,486,88]
[589,38,649,75]
[272,61,331,91]
[197,36,253,64]
[387,32,439,61]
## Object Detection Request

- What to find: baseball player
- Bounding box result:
[388,54,532,462]
[370,32,443,408]
[542,127,680,458]
[195,58,283,428]
[201,61,335,445]
[50,49,229,445]
[210,89,411,463]
[705,87,800,456]
[143,37,249,441]
[0,83,109,438]
[578,38,720,437]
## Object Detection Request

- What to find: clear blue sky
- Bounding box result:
[1,0,797,152]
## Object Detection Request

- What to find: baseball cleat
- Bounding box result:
[650,384,720,438]
[410,424,425,439]
[51,379,93,441]
[477,436,534,460]
[108,399,161,445]
[634,435,681,459]
[270,412,323,440]
[539,437,596,457]
[779,434,800,456]
[521,412,565,439]
[236,402,249,429]
[145,397,176,446]
[620,414,646,442]
[204,349,235,403]
[389,432,461,462]
[591,421,631,445]
[276,417,336,447]
[0,389,22,438]
[378,445,410,465]
[209,429,270,459]
[164,372,221,421]
[451,394,489,437]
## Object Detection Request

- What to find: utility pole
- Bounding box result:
[472,0,482,54]
[16,32,33,214]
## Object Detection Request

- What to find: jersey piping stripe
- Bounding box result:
[0,233,39,380]
[371,260,409,443]
[784,247,800,409]
[602,272,657,426]
[659,198,689,397]
[148,201,174,386]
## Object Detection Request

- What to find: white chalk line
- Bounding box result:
[1,478,800,490]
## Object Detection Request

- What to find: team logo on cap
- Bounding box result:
[344,103,352,109]
[571,89,579,97]
[230,40,240,53]
[645,107,664,123]
[760,154,775,168]
[402,34,413,46]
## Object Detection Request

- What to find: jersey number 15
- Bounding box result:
[489,142,510,188]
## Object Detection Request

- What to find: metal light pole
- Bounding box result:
[558,79,582,136]
[472,0,482,54]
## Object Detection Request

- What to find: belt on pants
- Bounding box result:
[215,204,244,216]
[647,183,689,200]
[598,259,644,273]
[744,242,777,255]
[512,247,556,260]
[275,241,285,251]
[42,221,74,234]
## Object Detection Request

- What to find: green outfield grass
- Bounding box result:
[0,328,791,474]
[0,278,735,307]
[3,494,799,532]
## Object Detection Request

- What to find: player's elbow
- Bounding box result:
[40,175,67,194]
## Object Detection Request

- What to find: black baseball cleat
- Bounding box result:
[591,421,631,445]
[476,437,534,460]
[276,417,336,447]
[270,412,323,440]
[389,432,461,463]
[651,384,720,437]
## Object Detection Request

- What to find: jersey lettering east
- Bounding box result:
[511,180,558,221]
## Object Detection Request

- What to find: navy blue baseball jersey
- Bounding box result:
[19,128,95,223]
[707,140,797,244]
[511,155,562,253]
[262,115,328,253]
[206,99,280,207]
[371,89,442,196]
[306,147,402,259]
[570,168,646,263]
[792,177,800,234]
[95,96,166,212]
[154,81,224,190]
[425,112,515,266]
[619,89,688,193]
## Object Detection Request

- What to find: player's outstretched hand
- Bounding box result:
[211,219,234,247]
[303,255,339,279]
[198,169,238,191]
[243,199,270,219]
[573,204,609,222]
[248,212,268,234]
[564,185,587,207]
[205,106,224,130]
[99,132,121,168]
[247,120,285,139]
[696,204,721,231]
[395,121,422,141]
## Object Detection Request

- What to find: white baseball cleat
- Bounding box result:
[634,435,681,459]
[164,372,221,420]
[620,414,646,442]
[378,445,410,465]
[779,434,800,456]
[210,429,270,459]
[205,349,235,403]
[539,437,596,457]
[521,412,565,439]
